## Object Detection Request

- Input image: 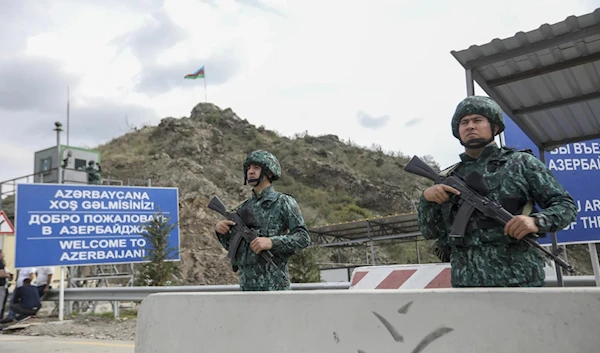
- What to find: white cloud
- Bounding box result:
[0,0,597,186]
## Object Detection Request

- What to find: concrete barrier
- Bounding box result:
[134,287,600,352]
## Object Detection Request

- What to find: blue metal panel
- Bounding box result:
[503,113,600,245]
[14,184,180,268]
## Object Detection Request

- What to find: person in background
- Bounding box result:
[0,250,14,319]
[0,267,36,323]
[35,267,54,300]
[86,160,102,184]
[10,278,41,320]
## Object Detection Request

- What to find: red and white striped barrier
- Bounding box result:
[349,263,452,289]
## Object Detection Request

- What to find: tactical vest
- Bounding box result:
[438,147,535,217]
[227,190,291,270]
[432,147,536,261]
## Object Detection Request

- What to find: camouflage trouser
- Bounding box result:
[449,243,546,288]
[238,260,291,291]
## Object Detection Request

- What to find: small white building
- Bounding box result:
[33,145,101,184]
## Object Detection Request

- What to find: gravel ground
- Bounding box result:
[1,313,138,341]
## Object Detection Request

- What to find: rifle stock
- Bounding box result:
[207,196,228,217]
[403,156,442,183]
[404,155,574,273]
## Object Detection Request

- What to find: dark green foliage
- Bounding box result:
[0,195,15,217]
[288,247,326,283]
[135,213,181,286]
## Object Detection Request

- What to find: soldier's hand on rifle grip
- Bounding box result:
[250,237,273,254]
[215,220,236,235]
[423,184,461,204]
[504,215,539,240]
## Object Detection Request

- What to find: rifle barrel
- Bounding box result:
[523,237,574,273]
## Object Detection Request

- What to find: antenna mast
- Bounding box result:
[67,86,70,146]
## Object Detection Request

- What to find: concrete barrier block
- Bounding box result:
[134,288,600,353]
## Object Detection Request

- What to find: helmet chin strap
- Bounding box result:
[460,137,494,149]
[459,125,496,150]
[245,169,267,186]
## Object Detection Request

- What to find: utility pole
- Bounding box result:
[54,122,63,184]
[53,121,66,321]
[67,87,70,146]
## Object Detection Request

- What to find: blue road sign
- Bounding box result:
[14,183,180,268]
[503,114,600,245]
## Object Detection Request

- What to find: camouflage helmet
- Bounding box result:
[451,96,505,139]
[243,150,282,181]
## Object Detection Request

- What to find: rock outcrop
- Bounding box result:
[94,102,433,285]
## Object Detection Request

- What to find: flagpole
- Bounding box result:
[184,66,207,102]
[204,69,207,102]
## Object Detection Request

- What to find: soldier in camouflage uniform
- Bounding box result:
[417,96,577,287]
[85,161,102,185]
[215,150,311,291]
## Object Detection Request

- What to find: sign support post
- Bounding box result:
[537,147,564,287]
[59,267,65,321]
[589,244,600,286]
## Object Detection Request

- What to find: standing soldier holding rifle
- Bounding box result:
[415,96,577,288]
[213,150,310,291]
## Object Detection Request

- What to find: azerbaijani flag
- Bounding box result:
[184,66,205,79]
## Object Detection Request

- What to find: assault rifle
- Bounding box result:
[403,156,574,273]
[208,196,288,280]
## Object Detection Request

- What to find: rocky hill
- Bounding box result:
[92,102,439,285]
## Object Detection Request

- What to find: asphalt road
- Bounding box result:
[0,334,135,353]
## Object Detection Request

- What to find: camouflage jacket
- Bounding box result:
[217,186,310,288]
[418,143,577,287]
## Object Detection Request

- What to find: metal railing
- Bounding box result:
[544,275,597,287]
[45,276,598,302]
[45,282,351,302]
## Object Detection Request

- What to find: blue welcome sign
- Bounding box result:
[502,114,600,245]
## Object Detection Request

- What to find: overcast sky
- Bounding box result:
[0,0,597,185]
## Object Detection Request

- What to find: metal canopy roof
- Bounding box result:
[309,212,421,247]
[451,8,600,151]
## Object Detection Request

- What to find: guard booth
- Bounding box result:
[33,145,101,184]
